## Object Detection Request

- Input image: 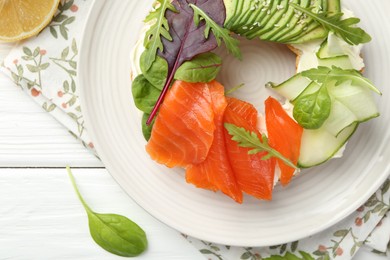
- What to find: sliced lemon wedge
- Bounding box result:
[0,0,60,42]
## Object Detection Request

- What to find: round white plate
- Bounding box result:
[79,0,390,246]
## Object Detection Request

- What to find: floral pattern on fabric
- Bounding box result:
[0,0,94,151]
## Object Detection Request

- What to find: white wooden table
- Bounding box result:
[0,44,386,259]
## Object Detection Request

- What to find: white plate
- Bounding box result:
[79,0,390,246]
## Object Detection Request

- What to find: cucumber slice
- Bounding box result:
[317,34,345,58]
[322,99,357,136]
[328,81,380,122]
[268,73,311,100]
[298,122,358,167]
[292,81,321,102]
[318,55,353,69]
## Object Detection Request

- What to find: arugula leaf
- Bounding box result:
[224,123,297,169]
[290,3,371,45]
[67,167,147,257]
[190,4,241,59]
[143,0,177,70]
[302,66,382,95]
[293,85,331,129]
[132,74,161,114]
[146,0,227,125]
[174,52,222,82]
[140,51,168,90]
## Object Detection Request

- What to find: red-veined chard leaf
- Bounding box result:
[145,0,229,124]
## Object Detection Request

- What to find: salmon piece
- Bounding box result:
[224,98,276,200]
[146,81,215,168]
[265,97,303,186]
[186,81,243,203]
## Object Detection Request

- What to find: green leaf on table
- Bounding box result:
[301,66,381,95]
[140,52,168,90]
[175,52,222,83]
[72,38,78,55]
[33,47,40,57]
[190,4,241,59]
[224,123,297,169]
[132,74,161,114]
[143,0,177,71]
[293,85,331,129]
[290,4,371,45]
[67,167,148,257]
[40,63,50,70]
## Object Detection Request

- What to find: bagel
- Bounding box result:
[130,0,380,202]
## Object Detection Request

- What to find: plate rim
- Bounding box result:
[77,0,390,247]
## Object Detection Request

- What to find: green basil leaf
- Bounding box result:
[140,51,168,90]
[293,86,331,129]
[132,74,161,114]
[142,113,154,141]
[174,52,222,83]
[67,167,147,257]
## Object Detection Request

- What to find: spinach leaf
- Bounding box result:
[175,52,222,83]
[132,74,161,114]
[142,113,154,141]
[67,167,147,257]
[140,52,168,90]
[293,85,331,129]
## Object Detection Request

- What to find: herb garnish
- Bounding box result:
[190,4,241,59]
[301,66,382,95]
[144,0,240,125]
[67,167,148,257]
[290,3,371,45]
[143,0,177,71]
[224,123,297,169]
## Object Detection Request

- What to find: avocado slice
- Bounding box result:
[236,0,281,36]
[275,0,324,43]
[260,0,302,41]
[248,0,290,39]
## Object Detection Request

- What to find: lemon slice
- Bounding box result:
[0,0,60,42]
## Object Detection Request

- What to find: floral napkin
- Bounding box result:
[1,0,389,259]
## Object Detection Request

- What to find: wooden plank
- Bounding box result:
[0,76,102,167]
[0,168,203,259]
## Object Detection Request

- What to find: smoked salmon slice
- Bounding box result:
[224,98,276,200]
[265,97,303,186]
[186,81,243,203]
[145,81,215,168]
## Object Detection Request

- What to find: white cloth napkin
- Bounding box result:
[1,0,389,259]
